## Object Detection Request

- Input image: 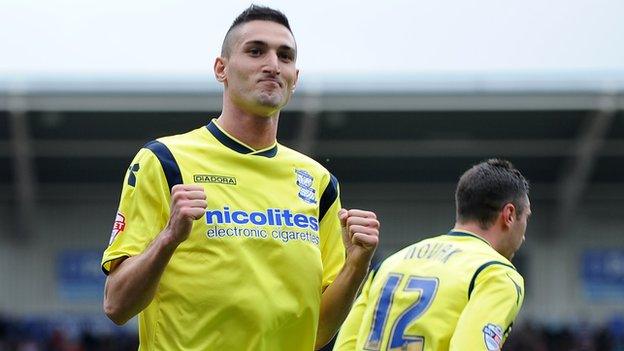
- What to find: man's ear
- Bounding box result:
[214,57,227,83]
[501,203,516,228]
[292,68,300,93]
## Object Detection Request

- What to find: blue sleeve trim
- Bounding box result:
[504,322,514,339]
[144,140,183,191]
[468,260,516,299]
[319,174,339,221]
[369,258,384,280]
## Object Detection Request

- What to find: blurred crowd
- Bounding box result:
[2,314,623,351]
[0,314,137,351]
[505,319,624,351]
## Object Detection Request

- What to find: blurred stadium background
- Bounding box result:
[2,0,624,350]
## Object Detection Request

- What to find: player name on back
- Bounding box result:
[402,242,462,263]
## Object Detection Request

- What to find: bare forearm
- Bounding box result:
[103,230,179,325]
[316,259,369,349]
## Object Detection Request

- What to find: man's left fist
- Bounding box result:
[339,209,380,265]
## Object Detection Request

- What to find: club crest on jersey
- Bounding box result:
[295,169,316,204]
[483,323,503,350]
[109,212,126,245]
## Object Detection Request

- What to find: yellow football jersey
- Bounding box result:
[334,230,524,351]
[102,120,346,350]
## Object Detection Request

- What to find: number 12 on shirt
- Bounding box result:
[364,274,439,351]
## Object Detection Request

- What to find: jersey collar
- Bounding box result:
[206,120,278,158]
[446,229,493,247]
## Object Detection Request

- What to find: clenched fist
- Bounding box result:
[339,209,380,268]
[164,184,207,245]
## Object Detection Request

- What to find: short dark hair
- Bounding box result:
[221,5,293,57]
[455,159,530,229]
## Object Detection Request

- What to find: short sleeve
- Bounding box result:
[450,263,525,351]
[318,174,346,290]
[101,147,171,274]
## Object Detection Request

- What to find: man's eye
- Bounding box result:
[279,52,294,61]
[249,48,262,56]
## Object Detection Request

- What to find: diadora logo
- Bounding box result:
[295,169,316,204]
[127,163,140,187]
[194,174,237,185]
[205,207,319,231]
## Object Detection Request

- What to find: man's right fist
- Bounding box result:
[165,184,207,245]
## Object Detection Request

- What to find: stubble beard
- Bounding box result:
[254,90,287,111]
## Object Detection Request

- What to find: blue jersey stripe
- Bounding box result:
[468,260,516,299]
[319,174,339,221]
[144,140,183,191]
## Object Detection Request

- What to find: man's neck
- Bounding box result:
[453,223,492,243]
[216,101,280,150]
[453,222,511,260]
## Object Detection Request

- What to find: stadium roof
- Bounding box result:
[1,72,624,112]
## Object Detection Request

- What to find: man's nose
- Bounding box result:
[263,52,281,75]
